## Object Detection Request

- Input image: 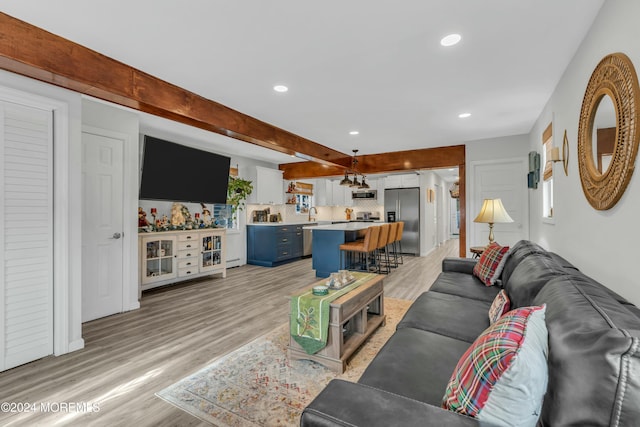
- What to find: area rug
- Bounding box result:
[156,297,412,426]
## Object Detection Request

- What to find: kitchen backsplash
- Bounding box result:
[139,199,384,227]
[246,201,383,224]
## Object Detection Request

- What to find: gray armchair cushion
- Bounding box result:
[301,379,480,427]
[396,291,491,342]
[534,276,640,427]
[500,240,548,286]
[442,257,477,275]
[503,252,566,307]
[429,271,501,303]
[359,327,471,405]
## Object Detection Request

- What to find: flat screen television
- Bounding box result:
[139,136,230,204]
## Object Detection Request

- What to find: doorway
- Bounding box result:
[469,159,529,247]
[81,128,125,322]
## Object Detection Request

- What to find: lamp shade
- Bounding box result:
[339,172,353,186]
[473,199,514,224]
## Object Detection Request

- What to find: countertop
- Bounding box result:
[138,227,226,235]
[247,221,331,227]
[303,222,387,231]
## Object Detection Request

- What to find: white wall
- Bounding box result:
[418,170,450,256]
[466,134,531,162]
[528,0,640,305]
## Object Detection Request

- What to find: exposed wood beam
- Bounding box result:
[280,162,345,180]
[280,145,465,179]
[0,12,351,168]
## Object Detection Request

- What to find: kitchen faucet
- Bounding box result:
[308,206,318,222]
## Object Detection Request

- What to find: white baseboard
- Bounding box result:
[67,338,85,353]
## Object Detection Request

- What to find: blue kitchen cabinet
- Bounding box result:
[247,225,304,266]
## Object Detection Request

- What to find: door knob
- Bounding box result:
[111,232,122,239]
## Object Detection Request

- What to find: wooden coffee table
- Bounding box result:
[288,274,385,373]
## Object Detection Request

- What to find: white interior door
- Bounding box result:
[82,131,124,322]
[1,101,54,371]
[470,159,529,248]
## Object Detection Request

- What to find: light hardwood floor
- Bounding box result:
[0,239,459,426]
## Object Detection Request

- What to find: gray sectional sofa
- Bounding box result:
[300,240,640,427]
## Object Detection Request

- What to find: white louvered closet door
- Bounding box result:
[0,100,53,371]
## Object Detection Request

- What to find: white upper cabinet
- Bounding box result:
[314,179,332,206]
[330,181,355,206]
[384,173,419,188]
[330,180,345,206]
[248,166,284,205]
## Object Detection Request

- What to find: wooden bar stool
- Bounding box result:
[375,223,391,274]
[339,226,379,272]
[386,222,399,269]
[394,221,405,264]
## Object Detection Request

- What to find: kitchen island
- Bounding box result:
[303,222,381,277]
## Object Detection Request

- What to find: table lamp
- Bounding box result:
[473,198,513,245]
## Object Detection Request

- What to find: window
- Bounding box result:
[286,181,314,215]
[542,123,554,219]
[295,194,312,214]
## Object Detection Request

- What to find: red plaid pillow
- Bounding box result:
[473,243,510,286]
[442,305,548,426]
[488,290,510,324]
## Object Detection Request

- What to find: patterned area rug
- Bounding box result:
[156,297,412,426]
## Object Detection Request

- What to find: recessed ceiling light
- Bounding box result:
[458,112,471,118]
[349,131,360,135]
[440,34,462,47]
[273,85,288,93]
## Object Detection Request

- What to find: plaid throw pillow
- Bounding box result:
[473,242,510,286]
[442,305,548,427]
[488,290,510,324]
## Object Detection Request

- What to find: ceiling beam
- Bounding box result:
[0,12,352,168]
[280,145,465,180]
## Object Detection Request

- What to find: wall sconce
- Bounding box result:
[547,131,570,176]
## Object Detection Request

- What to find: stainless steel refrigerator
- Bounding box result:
[385,187,420,255]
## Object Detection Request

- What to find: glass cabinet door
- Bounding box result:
[201,233,222,272]
[142,237,177,284]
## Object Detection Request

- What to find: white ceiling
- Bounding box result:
[2,1,604,165]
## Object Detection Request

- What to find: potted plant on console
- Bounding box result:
[227,176,253,227]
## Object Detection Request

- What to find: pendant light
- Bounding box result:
[341,149,365,187]
[359,176,370,189]
[340,171,353,186]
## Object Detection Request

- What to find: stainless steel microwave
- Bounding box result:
[352,190,377,200]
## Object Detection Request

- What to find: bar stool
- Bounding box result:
[386,222,399,269]
[339,226,379,272]
[394,221,405,264]
[375,223,391,274]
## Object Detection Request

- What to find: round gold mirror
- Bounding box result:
[577,53,640,210]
